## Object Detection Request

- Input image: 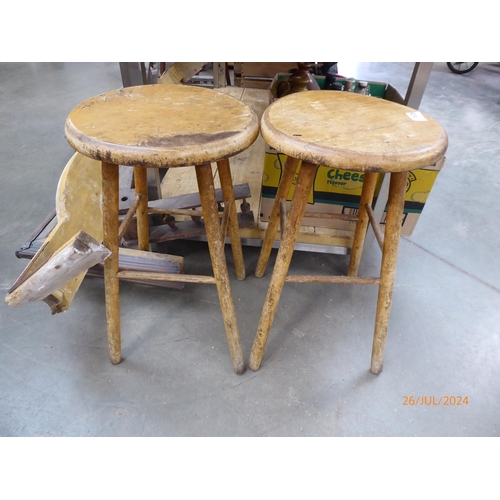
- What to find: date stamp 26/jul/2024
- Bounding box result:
[403,396,469,406]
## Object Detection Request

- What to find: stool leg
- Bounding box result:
[217,159,245,281]
[102,162,121,364]
[195,163,245,375]
[133,166,150,252]
[348,172,379,277]
[249,161,318,371]
[371,171,408,374]
[255,156,300,278]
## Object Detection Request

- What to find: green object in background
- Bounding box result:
[275,72,388,98]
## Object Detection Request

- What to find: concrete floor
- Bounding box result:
[1,62,499,437]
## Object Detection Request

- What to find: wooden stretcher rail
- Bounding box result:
[118,194,143,240]
[116,270,216,284]
[302,212,359,222]
[285,275,381,284]
[365,204,384,251]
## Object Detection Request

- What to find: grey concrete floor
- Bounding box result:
[1,62,499,437]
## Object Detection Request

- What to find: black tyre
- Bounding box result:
[447,62,479,74]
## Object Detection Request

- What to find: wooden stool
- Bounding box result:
[65,84,259,375]
[249,91,448,374]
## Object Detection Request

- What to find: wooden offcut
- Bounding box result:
[6,231,110,308]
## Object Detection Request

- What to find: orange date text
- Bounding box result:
[403,396,469,406]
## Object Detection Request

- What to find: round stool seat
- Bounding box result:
[261,91,448,172]
[65,84,259,168]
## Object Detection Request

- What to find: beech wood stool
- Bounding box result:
[65,84,259,375]
[250,91,448,374]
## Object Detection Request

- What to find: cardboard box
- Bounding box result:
[269,72,404,103]
[260,146,445,237]
[378,161,445,235]
[260,77,443,237]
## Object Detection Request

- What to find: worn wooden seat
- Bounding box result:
[65,84,259,374]
[250,91,448,374]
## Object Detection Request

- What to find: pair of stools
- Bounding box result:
[65,84,447,376]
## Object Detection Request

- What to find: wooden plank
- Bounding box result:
[123,211,255,246]
[153,183,251,212]
[247,221,354,249]
[95,247,185,290]
[162,165,212,200]
[6,231,110,308]
[118,247,183,267]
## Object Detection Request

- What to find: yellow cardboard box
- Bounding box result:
[260,144,445,236]
[379,163,445,235]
